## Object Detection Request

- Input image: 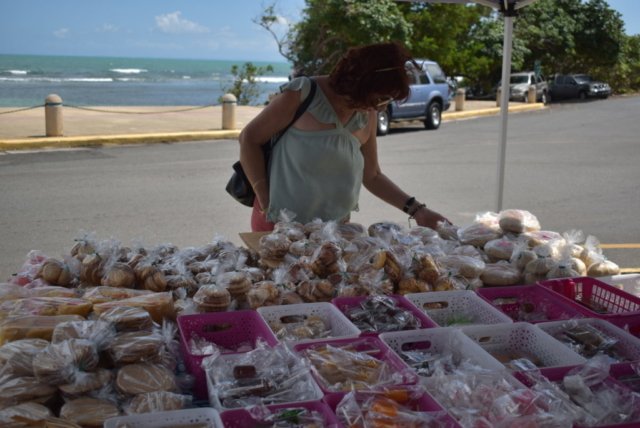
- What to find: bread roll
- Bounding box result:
[59,397,120,427]
[115,363,177,395]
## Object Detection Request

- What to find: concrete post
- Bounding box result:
[527,85,537,103]
[496,88,502,107]
[45,94,63,137]
[221,93,237,130]
[454,88,466,111]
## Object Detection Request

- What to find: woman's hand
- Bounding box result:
[413,206,451,230]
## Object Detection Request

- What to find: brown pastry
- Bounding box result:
[0,376,57,408]
[115,363,177,395]
[99,306,153,332]
[193,285,231,312]
[126,391,191,414]
[59,397,120,427]
[108,331,164,364]
[101,262,136,288]
[59,368,112,396]
[32,339,99,385]
[0,338,49,376]
[219,271,252,302]
[0,402,53,425]
[52,319,115,344]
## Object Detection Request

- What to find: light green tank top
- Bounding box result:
[267,76,368,224]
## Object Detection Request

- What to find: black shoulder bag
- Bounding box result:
[225,78,317,207]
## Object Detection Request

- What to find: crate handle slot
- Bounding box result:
[423,301,448,310]
[202,322,233,332]
[279,314,308,324]
[400,340,432,352]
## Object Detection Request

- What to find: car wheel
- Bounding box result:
[541,91,549,105]
[377,109,390,136]
[424,102,442,130]
[579,91,587,100]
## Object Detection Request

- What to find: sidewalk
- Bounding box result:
[0,100,545,151]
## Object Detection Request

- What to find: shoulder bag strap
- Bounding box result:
[270,77,317,149]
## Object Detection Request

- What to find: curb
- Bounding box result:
[0,104,545,151]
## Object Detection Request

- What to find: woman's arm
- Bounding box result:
[238,89,301,210]
[360,110,450,229]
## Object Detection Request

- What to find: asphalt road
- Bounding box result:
[1,95,639,280]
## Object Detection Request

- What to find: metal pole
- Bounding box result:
[496,14,514,212]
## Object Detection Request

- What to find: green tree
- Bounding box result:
[222,62,274,106]
[288,0,413,75]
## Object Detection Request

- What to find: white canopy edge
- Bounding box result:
[398,0,539,211]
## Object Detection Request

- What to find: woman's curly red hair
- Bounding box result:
[328,41,417,109]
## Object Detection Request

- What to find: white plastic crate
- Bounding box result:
[461,322,587,370]
[379,327,506,373]
[257,302,360,344]
[206,352,324,410]
[537,317,640,363]
[405,290,513,327]
[104,408,223,428]
[598,274,640,298]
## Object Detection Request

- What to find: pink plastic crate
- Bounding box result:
[515,365,640,428]
[331,294,437,335]
[610,363,640,394]
[539,277,640,319]
[609,314,640,338]
[476,284,592,323]
[220,401,340,428]
[293,336,418,395]
[324,388,461,428]
[177,310,279,400]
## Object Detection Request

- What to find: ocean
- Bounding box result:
[0,54,292,107]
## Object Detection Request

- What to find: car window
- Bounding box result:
[574,74,591,83]
[418,70,429,85]
[510,75,529,84]
[405,68,419,85]
[425,63,447,84]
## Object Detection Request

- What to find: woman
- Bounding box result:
[239,41,449,231]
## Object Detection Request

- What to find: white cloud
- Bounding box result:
[97,24,118,33]
[53,28,69,38]
[274,15,289,25]
[155,11,209,34]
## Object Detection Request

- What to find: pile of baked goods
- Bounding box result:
[0,208,621,425]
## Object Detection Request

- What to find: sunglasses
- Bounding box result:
[374,97,394,109]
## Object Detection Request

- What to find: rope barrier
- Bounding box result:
[0,105,43,115]
[65,104,217,114]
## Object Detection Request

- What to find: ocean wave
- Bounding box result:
[255,76,290,83]
[4,69,28,75]
[110,68,148,74]
[0,77,114,82]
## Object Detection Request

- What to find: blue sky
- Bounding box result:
[0,0,637,61]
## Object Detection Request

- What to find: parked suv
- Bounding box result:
[497,71,549,104]
[377,59,449,136]
[548,74,611,100]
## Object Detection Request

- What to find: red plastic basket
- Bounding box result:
[331,294,437,335]
[293,336,418,395]
[609,314,640,338]
[515,365,640,428]
[219,401,340,428]
[539,277,640,319]
[610,363,640,394]
[476,284,591,323]
[177,310,279,400]
[323,388,461,428]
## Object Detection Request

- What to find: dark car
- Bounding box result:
[548,74,611,101]
[377,59,449,136]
